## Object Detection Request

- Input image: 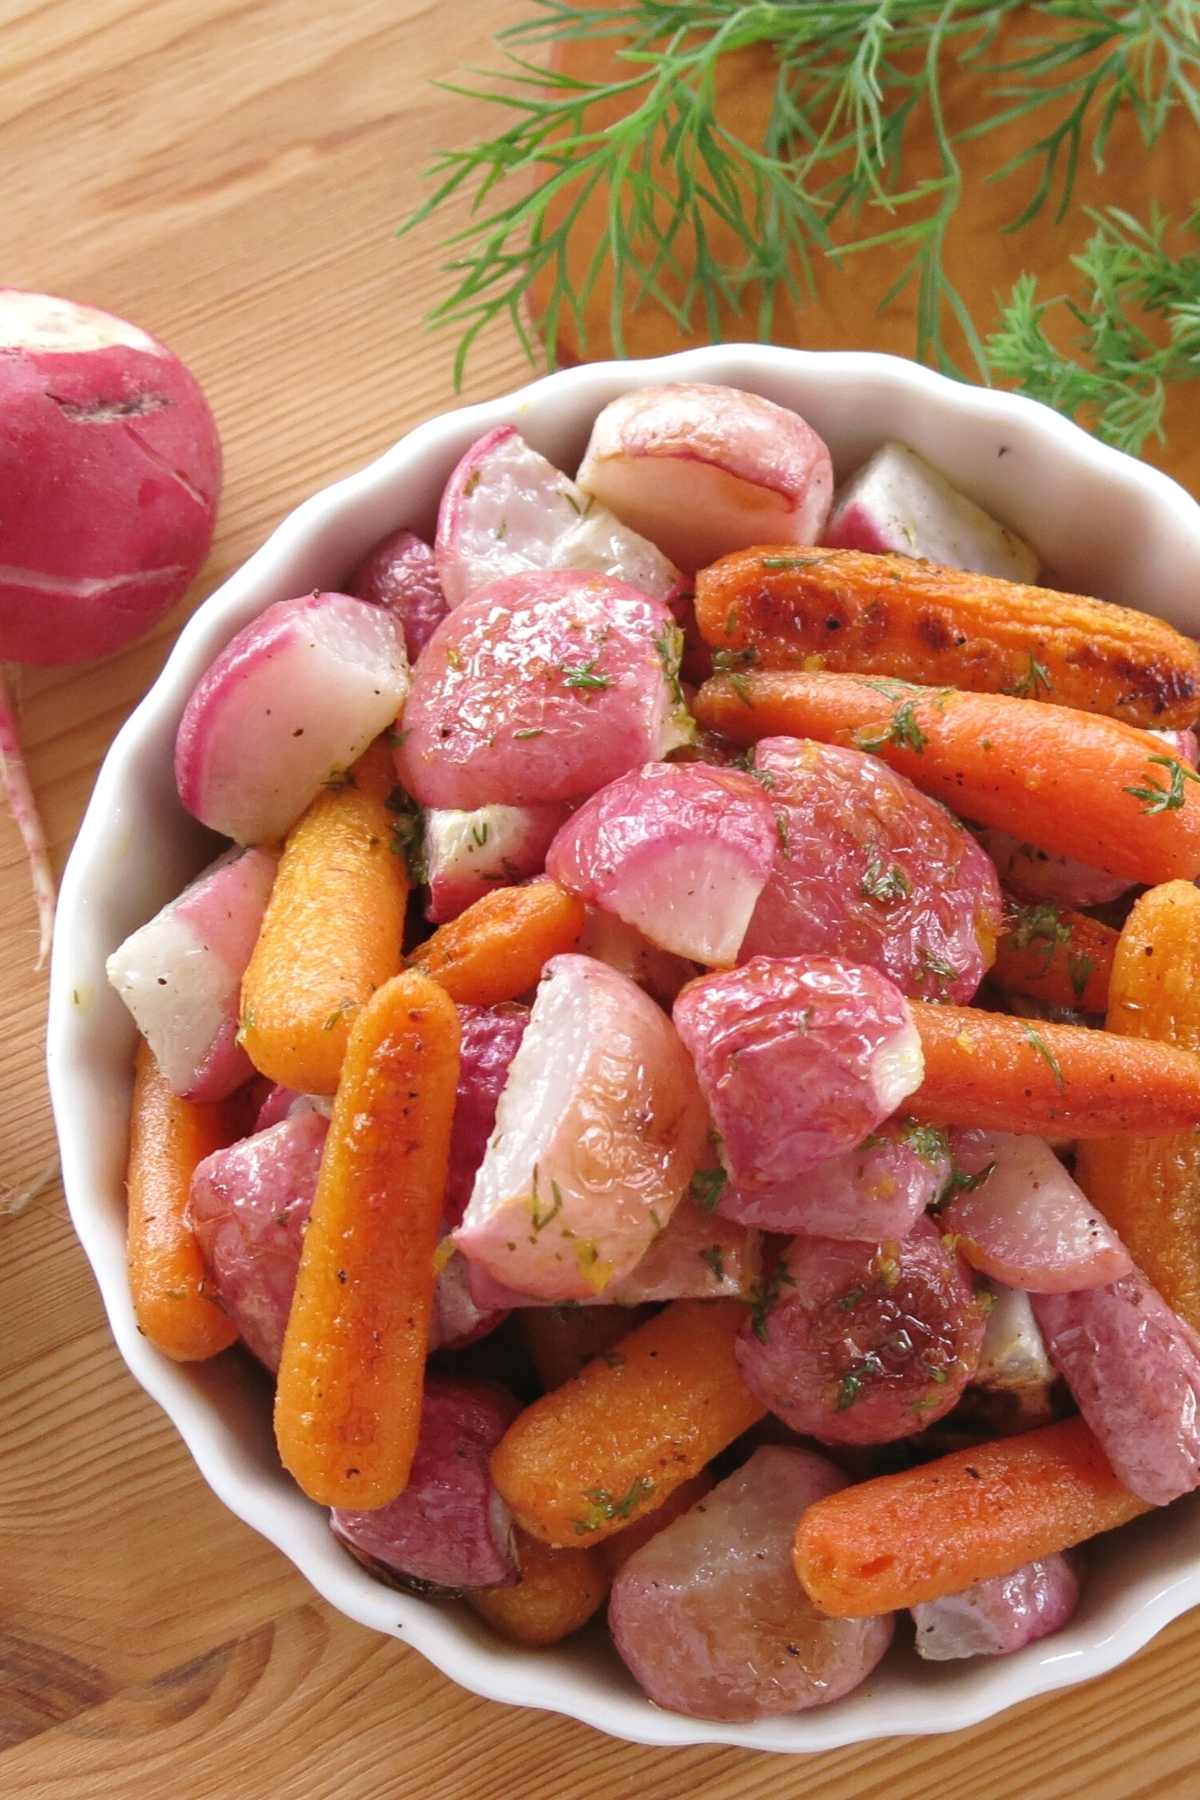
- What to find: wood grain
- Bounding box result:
[1,3,1199,1795]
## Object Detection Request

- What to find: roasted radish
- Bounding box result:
[425,803,569,922]
[912,1554,1080,1660]
[347,527,449,661]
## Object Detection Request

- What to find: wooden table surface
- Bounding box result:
[2,4,1198,1796]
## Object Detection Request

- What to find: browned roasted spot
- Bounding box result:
[1067,644,1200,718]
[916,610,953,653]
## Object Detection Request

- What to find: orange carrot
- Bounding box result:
[695,546,1200,728]
[991,899,1115,1015]
[408,879,585,1006]
[274,970,459,1508]
[520,1304,657,1392]
[1076,882,1200,1335]
[125,1039,242,1361]
[600,1468,715,1577]
[490,1299,765,1549]
[468,1529,609,1646]
[239,740,409,1095]
[910,998,1200,1135]
[695,670,1200,886]
[793,1416,1150,1617]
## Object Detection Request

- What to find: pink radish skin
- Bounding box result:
[912,1554,1081,1660]
[395,570,690,810]
[106,846,277,1101]
[453,954,707,1301]
[824,441,1039,580]
[941,1131,1132,1293]
[331,1378,520,1594]
[1150,726,1200,767]
[424,803,570,923]
[575,907,696,1005]
[743,736,1003,1004]
[718,1118,950,1240]
[609,1446,893,1721]
[673,956,923,1186]
[1032,1273,1200,1505]
[464,1194,760,1310]
[252,1084,333,1133]
[435,425,681,609]
[576,383,833,572]
[0,290,222,962]
[546,762,777,966]
[973,828,1133,909]
[347,528,449,662]
[444,1004,530,1231]
[175,590,409,843]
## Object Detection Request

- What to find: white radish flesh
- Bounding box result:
[575,906,696,1005]
[424,802,569,922]
[912,1554,1080,1660]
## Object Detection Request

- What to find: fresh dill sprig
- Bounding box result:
[402,1,1200,397]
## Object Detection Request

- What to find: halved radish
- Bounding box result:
[452,954,707,1300]
[106,845,277,1100]
[576,383,833,571]
[674,956,923,1185]
[575,906,696,1005]
[425,803,570,922]
[435,425,680,609]
[175,591,409,843]
[940,1131,1132,1293]
[546,762,776,966]
[718,1118,950,1240]
[396,570,690,810]
[912,1555,1080,1661]
[1151,726,1200,767]
[347,527,449,661]
[824,441,1039,581]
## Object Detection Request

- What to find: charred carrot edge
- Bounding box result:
[1076,882,1200,1335]
[490,1298,764,1549]
[695,546,1200,729]
[273,970,459,1508]
[409,879,586,1006]
[694,670,1200,887]
[793,1416,1151,1618]
[126,1039,242,1361]
[600,1468,715,1578]
[468,1529,609,1647]
[991,898,1116,1015]
[910,998,1200,1136]
[239,740,409,1096]
[520,1304,657,1393]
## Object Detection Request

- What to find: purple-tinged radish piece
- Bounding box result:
[435,425,681,609]
[425,803,569,923]
[106,846,277,1101]
[188,1110,329,1369]
[175,591,409,843]
[429,1249,508,1353]
[913,1553,1081,1660]
[331,1377,520,1594]
[1150,726,1200,768]
[575,906,696,1005]
[824,441,1039,581]
[973,828,1133,909]
[577,383,833,573]
[1032,1272,1200,1505]
[252,1085,332,1133]
[718,1118,950,1240]
[347,527,449,662]
[941,1131,1132,1293]
[970,1280,1056,1429]
[445,1003,530,1231]
[674,956,923,1186]
[465,1194,759,1310]
[395,570,690,810]
[742,736,1003,1004]
[610,1445,892,1721]
[547,762,776,966]
[453,954,707,1300]
[736,1219,985,1444]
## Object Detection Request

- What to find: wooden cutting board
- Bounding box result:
[2,4,1199,1797]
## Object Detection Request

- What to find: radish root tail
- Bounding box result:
[0,666,56,967]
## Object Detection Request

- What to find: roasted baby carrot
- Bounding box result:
[991,899,1116,1015]
[274,970,459,1508]
[695,671,1200,887]
[1076,882,1200,1334]
[695,546,1200,728]
[468,1529,609,1646]
[600,1468,715,1577]
[910,998,1200,1135]
[490,1299,765,1549]
[520,1303,657,1392]
[793,1416,1150,1618]
[126,1038,242,1361]
[408,879,585,1006]
[238,740,409,1095]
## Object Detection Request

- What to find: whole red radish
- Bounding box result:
[0,289,221,962]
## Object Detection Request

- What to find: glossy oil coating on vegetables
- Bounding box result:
[911,1552,1080,1660]
[717,1117,951,1241]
